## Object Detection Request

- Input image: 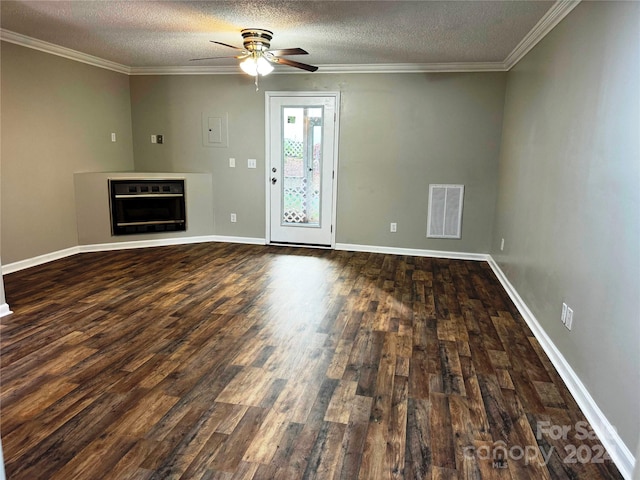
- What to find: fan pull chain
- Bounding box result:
[255,74,259,91]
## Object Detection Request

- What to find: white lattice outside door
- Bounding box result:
[266,93,339,246]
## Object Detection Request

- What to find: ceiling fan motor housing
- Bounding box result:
[241,29,273,52]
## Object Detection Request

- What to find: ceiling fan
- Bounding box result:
[191,29,318,89]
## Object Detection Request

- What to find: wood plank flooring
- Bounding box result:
[1,242,623,479]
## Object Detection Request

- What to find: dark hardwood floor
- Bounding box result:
[1,242,623,479]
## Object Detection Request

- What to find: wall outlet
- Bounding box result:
[500,238,505,251]
[230,213,237,223]
[561,302,568,324]
[565,307,574,330]
[248,158,257,169]
[229,157,236,168]
[390,222,397,233]
[151,134,157,144]
[111,132,116,142]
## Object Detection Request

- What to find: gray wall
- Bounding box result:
[1,42,135,264]
[492,1,640,451]
[130,72,506,251]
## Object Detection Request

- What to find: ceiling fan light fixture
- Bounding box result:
[240,56,257,76]
[257,56,274,75]
[240,54,274,76]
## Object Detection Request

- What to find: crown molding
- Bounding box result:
[1,1,580,76]
[0,28,130,74]
[504,0,581,70]
[130,62,508,76]
[129,65,238,75]
[308,63,507,74]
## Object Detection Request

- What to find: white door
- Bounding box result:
[266,92,339,246]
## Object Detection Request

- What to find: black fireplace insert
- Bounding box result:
[109,179,186,235]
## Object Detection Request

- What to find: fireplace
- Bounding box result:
[109,179,186,235]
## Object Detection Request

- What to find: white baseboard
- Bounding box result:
[2,236,267,275]
[2,246,81,274]
[487,256,635,480]
[207,236,266,246]
[335,242,489,261]
[78,235,266,254]
[0,303,13,317]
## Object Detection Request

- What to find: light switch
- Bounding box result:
[248,158,257,169]
[229,157,236,168]
[111,132,116,142]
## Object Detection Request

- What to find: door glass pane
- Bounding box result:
[281,106,323,226]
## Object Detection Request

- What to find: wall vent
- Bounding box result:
[427,184,464,239]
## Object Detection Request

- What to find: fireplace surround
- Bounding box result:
[74,172,214,245]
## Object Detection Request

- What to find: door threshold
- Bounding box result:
[269,242,333,250]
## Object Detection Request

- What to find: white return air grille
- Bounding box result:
[427,184,464,239]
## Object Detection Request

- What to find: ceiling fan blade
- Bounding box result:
[189,54,248,61]
[268,48,308,56]
[210,40,244,51]
[273,57,318,72]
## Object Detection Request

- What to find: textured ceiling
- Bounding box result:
[1,1,556,70]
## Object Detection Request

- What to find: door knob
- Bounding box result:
[271,177,277,184]
[272,167,277,173]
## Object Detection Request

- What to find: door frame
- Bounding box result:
[264,91,341,247]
